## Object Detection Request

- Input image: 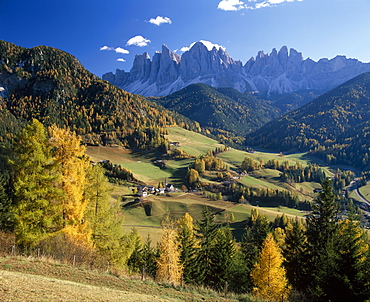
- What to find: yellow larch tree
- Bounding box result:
[156,216,183,285]
[251,233,291,302]
[49,125,91,243]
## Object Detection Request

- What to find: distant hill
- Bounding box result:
[246,72,370,169]
[0,40,199,150]
[150,83,279,137]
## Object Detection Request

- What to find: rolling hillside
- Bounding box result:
[150,83,279,143]
[0,40,199,149]
[246,72,370,169]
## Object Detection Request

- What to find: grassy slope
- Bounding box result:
[86,126,318,243]
[121,192,304,243]
[359,183,370,202]
[166,127,225,157]
[0,257,240,302]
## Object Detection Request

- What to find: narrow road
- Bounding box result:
[353,179,370,206]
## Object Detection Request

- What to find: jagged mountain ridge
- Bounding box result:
[103,42,370,97]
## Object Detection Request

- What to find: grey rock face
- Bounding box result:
[102,42,370,97]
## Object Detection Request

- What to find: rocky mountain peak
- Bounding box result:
[103,42,370,97]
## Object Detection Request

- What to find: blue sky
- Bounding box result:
[1,0,370,77]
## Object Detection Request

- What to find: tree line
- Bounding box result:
[127,179,370,301]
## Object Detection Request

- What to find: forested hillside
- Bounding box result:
[150,83,279,146]
[246,72,370,169]
[0,40,199,150]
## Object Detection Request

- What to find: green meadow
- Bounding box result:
[85,126,337,242]
[119,191,304,243]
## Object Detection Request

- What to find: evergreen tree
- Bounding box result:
[127,228,144,273]
[141,234,158,279]
[305,178,341,299]
[176,213,199,283]
[251,233,291,302]
[194,207,219,284]
[208,225,236,287]
[9,119,63,248]
[283,218,308,291]
[0,173,12,230]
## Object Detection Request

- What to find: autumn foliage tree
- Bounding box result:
[251,233,290,301]
[156,217,183,285]
[49,125,90,243]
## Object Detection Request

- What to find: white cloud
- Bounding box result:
[148,16,172,26]
[115,47,129,54]
[100,46,113,51]
[126,35,151,47]
[180,40,226,53]
[100,46,129,54]
[117,58,126,62]
[255,1,270,9]
[218,0,245,11]
[229,0,302,10]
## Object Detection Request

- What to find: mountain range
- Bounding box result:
[2,39,370,169]
[103,41,370,98]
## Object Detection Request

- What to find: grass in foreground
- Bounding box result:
[0,256,252,302]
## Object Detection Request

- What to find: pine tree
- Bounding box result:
[208,225,236,287]
[156,216,183,285]
[127,228,144,273]
[251,233,291,302]
[9,119,63,248]
[49,125,90,242]
[141,234,158,279]
[0,173,12,230]
[176,213,199,283]
[305,178,341,299]
[283,218,308,291]
[194,207,219,284]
